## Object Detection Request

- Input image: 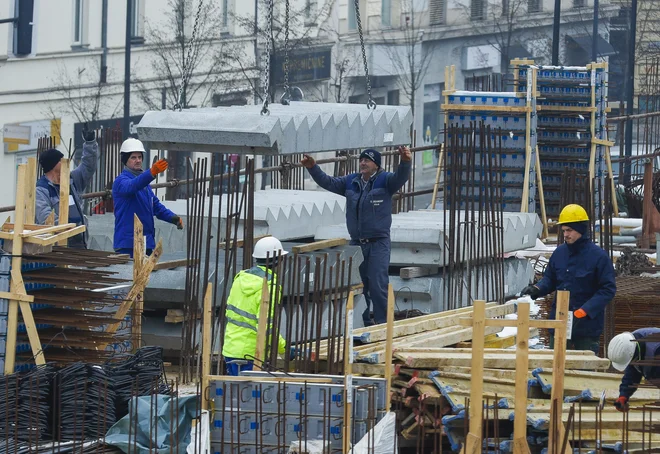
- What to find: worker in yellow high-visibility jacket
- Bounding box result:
[222,236,291,375]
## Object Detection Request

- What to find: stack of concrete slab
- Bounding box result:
[315,210,543,267]
[86,189,346,253]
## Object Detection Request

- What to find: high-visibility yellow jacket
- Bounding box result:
[221,265,286,359]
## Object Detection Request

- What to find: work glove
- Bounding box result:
[150,159,168,177]
[289,347,300,361]
[521,285,541,299]
[574,308,587,319]
[614,396,629,412]
[398,146,412,162]
[172,216,184,230]
[82,123,96,142]
[301,155,316,169]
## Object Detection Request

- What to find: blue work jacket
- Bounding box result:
[535,236,616,338]
[308,160,411,240]
[112,169,176,250]
[619,328,660,398]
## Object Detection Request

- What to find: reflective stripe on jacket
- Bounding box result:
[221,266,287,359]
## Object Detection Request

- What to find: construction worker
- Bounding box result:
[112,138,183,257]
[301,147,412,326]
[521,204,616,354]
[35,125,99,248]
[607,328,660,412]
[222,237,291,375]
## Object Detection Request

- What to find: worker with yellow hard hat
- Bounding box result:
[521,204,616,354]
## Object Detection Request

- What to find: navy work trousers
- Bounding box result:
[355,238,391,325]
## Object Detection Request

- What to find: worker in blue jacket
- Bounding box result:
[112,138,183,257]
[607,328,660,411]
[301,147,412,326]
[35,125,98,248]
[522,204,616,354]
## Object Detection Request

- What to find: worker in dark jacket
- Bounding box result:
[112,138,183,257]
[607,328,660,412]
[522,204,616,354]
[301,147,412,326]
[35,126,98,248]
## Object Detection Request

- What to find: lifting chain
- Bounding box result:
[261,0,275,115]
[280,0,291,105]
[354,0,376,109]
[174,0,204,111]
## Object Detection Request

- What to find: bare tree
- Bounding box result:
[133,0,234,110]
[48,58,121,124]
[379,0,436,116]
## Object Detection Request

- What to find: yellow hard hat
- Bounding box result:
[557,204,589,224]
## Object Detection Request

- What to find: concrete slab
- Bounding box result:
[136,102,413,155]
[314,209,543,267]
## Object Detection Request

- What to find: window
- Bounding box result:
[348,1,357,30]
[528,0,541,13]
[471,0,485,20]
[382,0,391,26]
[304,0,317,23]
[501,0,509,16]
[430,0,446,25]
[222,0,229,29]
[130,0,144,43]
[573,0,586,7]
[73,0,84,45]
[387,90,400,105]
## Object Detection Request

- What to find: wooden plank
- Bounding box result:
[549,290,571,454]
[604,146,619,216]
[343,291,354,454]
[207,375,334,384]
[399,266,439,279]
[218,234,271,250]
[431,144,443,210]
[291,238,347,254]
[11,267,45,366]
[459,317,563,329]
[0,292,34,303]
[513,302,531,447]
[441,104,530,113]
[201,283,212,411]
[57,159,70,246]
[3,223,61,232]
[132,215,144,352]
[106,240,163,335]
[5,165,26,374]
[23,225,86,246]
[521,67,535,213]
[254,276,270,370]
[384,284,395,411]
[535,145,550,239]
[537,106,597,113]
[24,157,37,225]
[466,300,486,453]
[20,223,76,237]
[592,138,615,147]
[153,258,198,271]
[396,352,610,370]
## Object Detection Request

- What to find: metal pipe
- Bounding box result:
[101,0,108,83]
[551,0,561,65]
[123,0,132,139]
[624,0,638,185]
[591,0,599,62]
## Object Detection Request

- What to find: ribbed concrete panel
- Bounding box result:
[389,258,534,315]
[87,190,347,253]
[315,210,543,267]
[136,102,413,155]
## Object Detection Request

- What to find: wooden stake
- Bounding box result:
[604,146,619,216]
[57,159,70,246]
[254,276,271,370]
[201,283,213,411]
[521,67,536,213]
[463,300,486,454]
[549,291,570,454]
[25,157,37,225]
[513,302,532,454]
[132,215,144,352]
[535,146,550,239]
[343,291,355,454]
[431,144,444,210]
[385,284,395,412]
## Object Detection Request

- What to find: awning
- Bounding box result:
[567,34,617,57]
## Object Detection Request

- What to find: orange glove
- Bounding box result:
[574,308,587,319]
[172,216,184,230]
[614,396,629,412]
[150,159,168,177]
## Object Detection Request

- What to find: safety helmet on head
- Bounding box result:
[120,138,146,155]
[557,204,589,224]
[607,332,637,371]
[253,236,288,259]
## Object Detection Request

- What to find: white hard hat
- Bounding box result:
[253,237,288,259]
[607,332,637,371]
[120,138,146,155]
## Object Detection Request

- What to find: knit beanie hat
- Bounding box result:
[121,152,143,166]
[563,221,589,236]
[359,149,381,168]
[39,149,64,173]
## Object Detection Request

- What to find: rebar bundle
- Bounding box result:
[440,121,506,309]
